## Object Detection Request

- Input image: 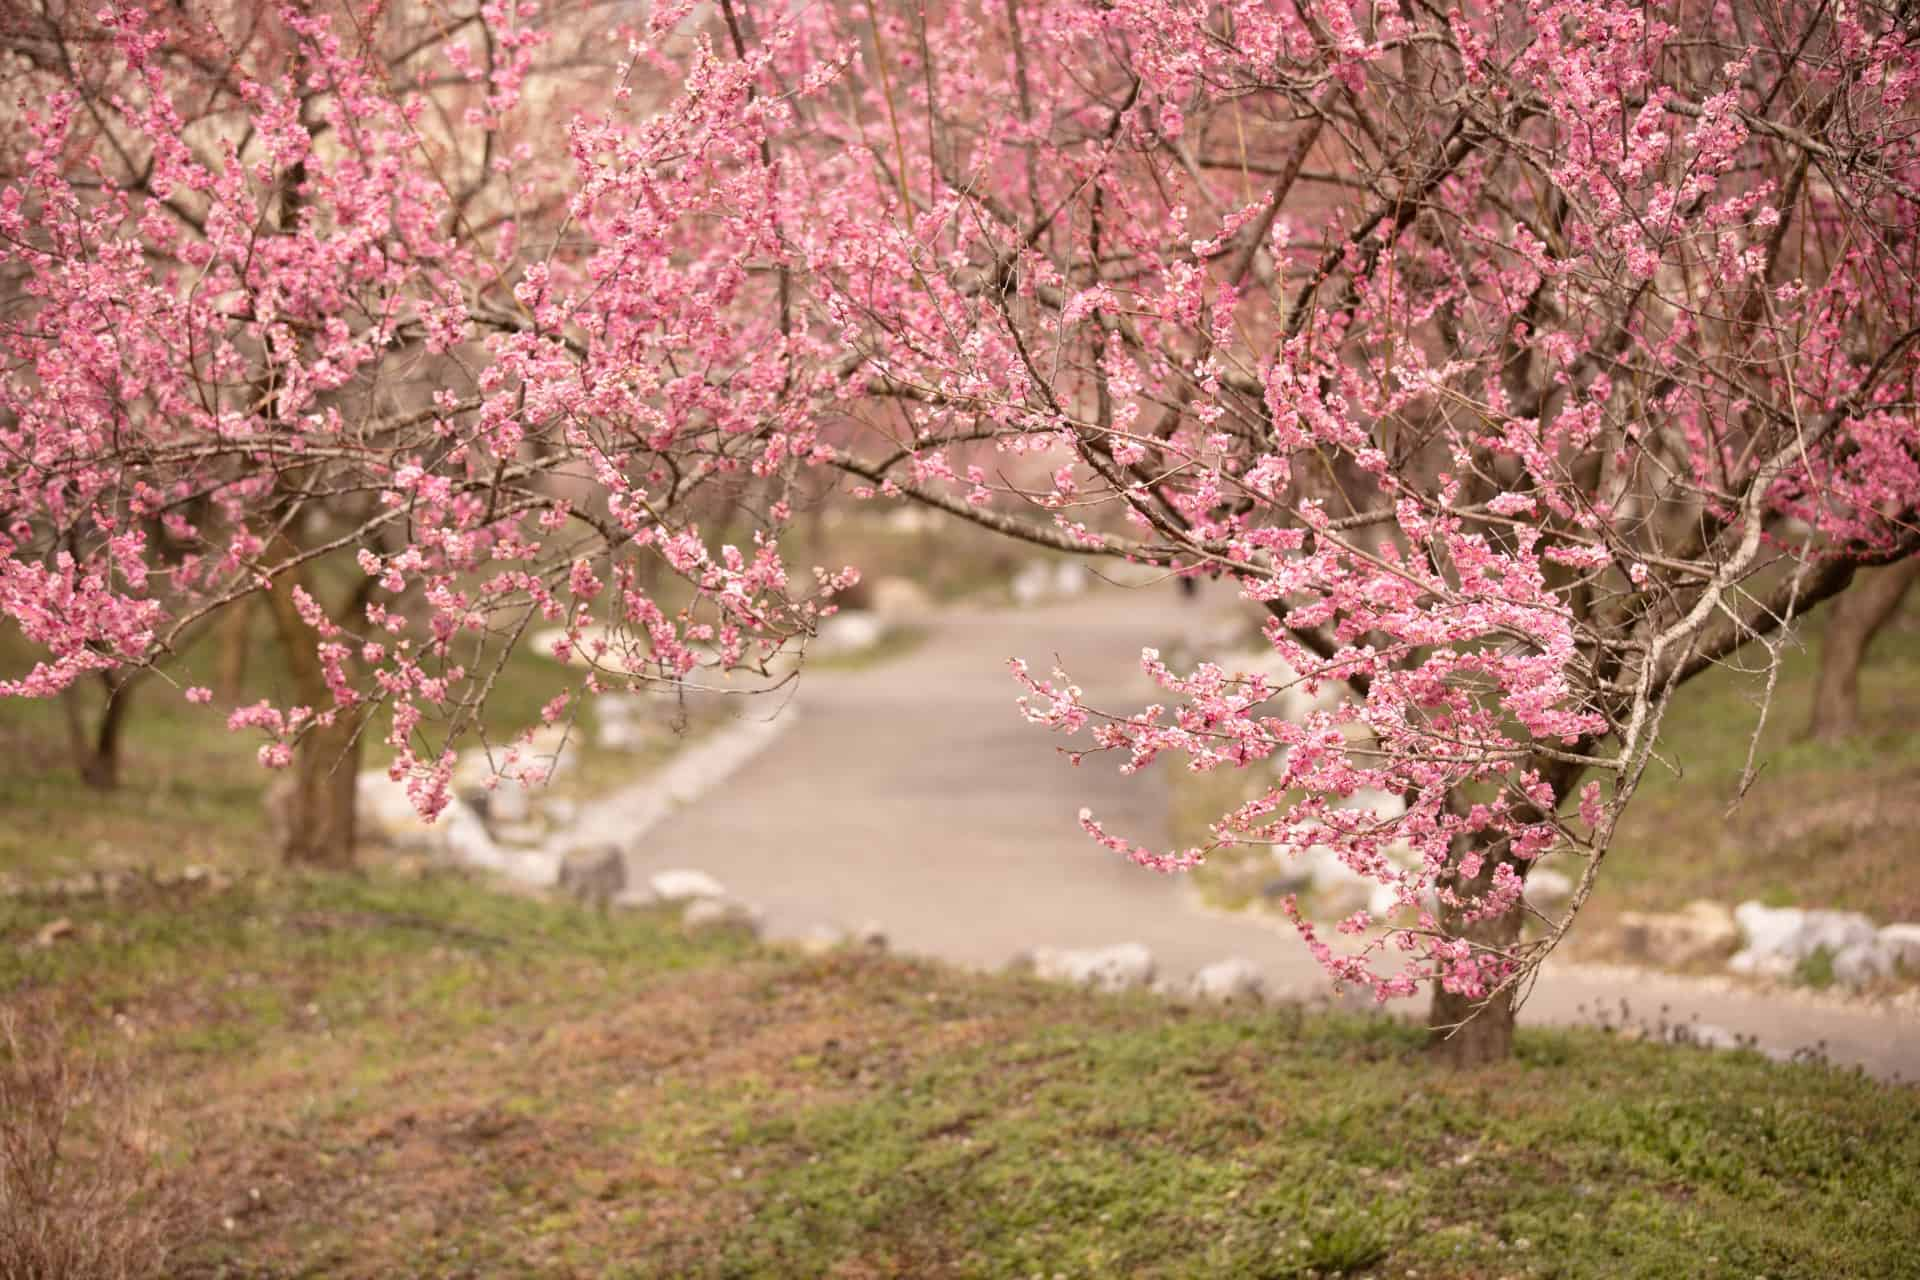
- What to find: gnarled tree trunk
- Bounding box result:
[1427,842,1524,1067]
[277,709,363,868]
[61,672,141,790]
[213,597,258,706]
[1805,559,1920,742]
[262,561,364,869]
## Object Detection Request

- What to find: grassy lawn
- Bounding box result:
[3,869,1916,1279]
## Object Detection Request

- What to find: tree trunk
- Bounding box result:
[62,672,139,790]
[1427,911,1523,1066]
[1805,558,1920,742]
[262,558,363,868]
[1427,832,1527,1067]
[279,711,363,868]
[213,598,257,705]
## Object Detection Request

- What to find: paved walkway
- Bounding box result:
[629,583,1920,1081]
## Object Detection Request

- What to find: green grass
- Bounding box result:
[3,870,1915,1278]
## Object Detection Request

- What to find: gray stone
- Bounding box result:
[649,868,727,903]
[1878,923,1920,973]
[1024,943,1156,993]
[1187,958,1266,1005]
[1832,942,1894,989]
[557,843,626,911]
[1797,909,1877,956]
[681,898,763,940]
[1731,902,1877,977]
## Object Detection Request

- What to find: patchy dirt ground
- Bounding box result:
[4,868,1918,1279]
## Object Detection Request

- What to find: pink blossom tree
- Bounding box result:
[0,0,847,863]
[798,0,1920,1062]
[5,0,1919,1060]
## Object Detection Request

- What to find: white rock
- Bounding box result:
[1011,562,1053,606]
[883,505,937,534]
[596,719,654,752]
[492,821,548,847]
[529,625,650,674]
[1524,869,1575,914]
[433,800,560,887]
[1832,942,1894,989]
[485,783,532,826]
[815,610,888,657]
[1731,903,1879,980]
[1228,647,1343,722]
[1797,910,1877,956]
[1733,902,1808,960]
[681,897,763,940]
[1336,787,1408,822]
[1026,943,1156,993]
[798,924,848,955]
[1878,923,1920,973]
[454,728,580,795]
[649,869,727,903]
[1187,958,1266,1005]
[596,693,646,725]
[354,771,444,850]
[442,800,498,866]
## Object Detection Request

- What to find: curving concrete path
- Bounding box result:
[627,582,1920,1081]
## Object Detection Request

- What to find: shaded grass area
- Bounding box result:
[4,871,1917,1279]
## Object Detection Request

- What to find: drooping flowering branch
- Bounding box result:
[4,1,1918,1031]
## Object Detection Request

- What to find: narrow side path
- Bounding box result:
[627,585,1920,1080]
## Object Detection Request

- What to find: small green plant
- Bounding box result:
[1795,945,1837,989]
